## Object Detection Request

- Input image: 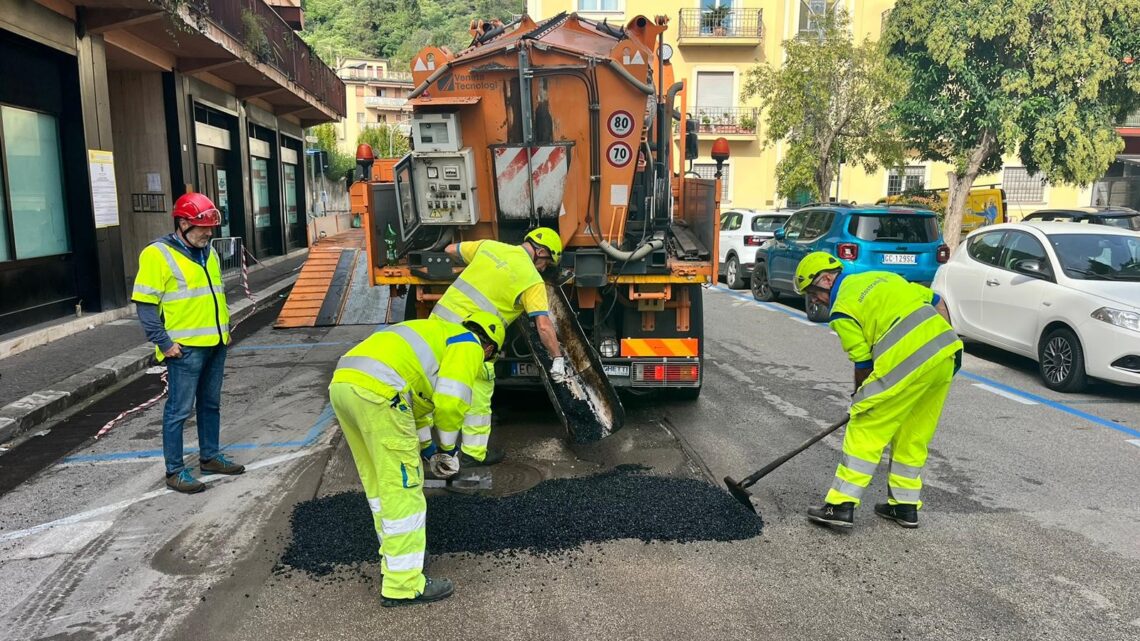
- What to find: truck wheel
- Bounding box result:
[725,255,745,290]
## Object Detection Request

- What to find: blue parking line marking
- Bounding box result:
[711,284,1140,441]
[60,404,338,464]
[231,341,348,352]
[958,372,1140,439]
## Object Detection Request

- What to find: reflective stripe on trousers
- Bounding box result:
[824,355,955,508]
[461,362,495,460]
[329,382,428,599]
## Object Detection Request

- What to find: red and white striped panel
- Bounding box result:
[493,145,570,220]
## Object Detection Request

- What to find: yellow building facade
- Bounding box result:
[335,58,415,156]
[528,1,1089,219]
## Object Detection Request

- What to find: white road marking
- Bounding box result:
[1127,439,1140,449]
[0,448,318,544]
[972,383,1038,405]
[1,520,111,560]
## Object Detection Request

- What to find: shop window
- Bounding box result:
[284,163,298,224]
[252,157,271,229]
[0,106,70,260]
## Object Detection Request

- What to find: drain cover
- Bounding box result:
[445,461,544,496]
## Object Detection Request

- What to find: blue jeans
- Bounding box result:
[163,345,227,475]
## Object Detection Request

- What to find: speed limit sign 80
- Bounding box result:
[607,110,635,138]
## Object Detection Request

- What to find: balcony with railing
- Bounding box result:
[339,68,415,84]
[677,8,763,46]
[202,0,345,118]
[1118,111,1140,129]
[690,107,759,137]
[364,96,412,110]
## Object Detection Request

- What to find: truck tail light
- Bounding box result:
[744,235,764,246]
[937,244,950,263]
[837,243,858,260]
[632,362,701,387]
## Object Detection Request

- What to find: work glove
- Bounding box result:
[550,356,569,383]
[428,452,460,478]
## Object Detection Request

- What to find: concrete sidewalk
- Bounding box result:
[0,250,307,445]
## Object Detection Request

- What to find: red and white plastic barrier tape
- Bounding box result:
[93,370,168,440]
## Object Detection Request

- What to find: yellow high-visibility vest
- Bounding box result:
[331,319,484,451]
[431,240,542,326]
[828,271,962,409]
[132,240,230,361]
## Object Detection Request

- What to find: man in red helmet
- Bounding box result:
[132,192,244,494]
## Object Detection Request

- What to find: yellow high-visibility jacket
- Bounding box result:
[132,237,229,361]
[431,240,545,325]
[331,319,484,453]
[828,271,962,410]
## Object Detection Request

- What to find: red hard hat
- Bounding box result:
[173,192,221,227]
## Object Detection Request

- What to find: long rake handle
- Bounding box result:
[739,416,850,490]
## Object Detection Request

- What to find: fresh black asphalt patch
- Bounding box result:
[279,465,762,576]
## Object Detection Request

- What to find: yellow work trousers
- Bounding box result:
[329,382,427,599]
[460,362,494,461]
[825,355,956,509]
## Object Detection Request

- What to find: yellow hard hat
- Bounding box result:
[524,227,562,265]
[794,251,843,294]
[463,311,506,352]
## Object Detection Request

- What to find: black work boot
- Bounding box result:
[381,577,454,607]
[875,503,919,528]
[459,448,505,467]
[807,502,855,529]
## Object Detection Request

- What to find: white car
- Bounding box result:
[719,209,790,289]
[934,222,1140,391]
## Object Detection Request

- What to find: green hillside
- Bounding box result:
[302,0,525,69]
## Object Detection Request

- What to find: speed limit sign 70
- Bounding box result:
[607,110,635,138]
[606,142,633,168]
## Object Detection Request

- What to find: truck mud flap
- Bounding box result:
[519,284,625,443]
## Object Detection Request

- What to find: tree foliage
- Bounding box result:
[301,0,523,69]
[885,0,1140,249]
[310,123,354,180]
[743,11,905,201]
[357,124,411,158]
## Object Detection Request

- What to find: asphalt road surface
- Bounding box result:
[0,287,1137,641]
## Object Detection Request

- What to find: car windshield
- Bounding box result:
[1101,214,1140,231]
[848,214,939,243]
[752,215,788,233]
[1050,233,1140,280]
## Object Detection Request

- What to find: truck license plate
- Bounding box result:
[512,362,539,377]
[882,253,917,265]
[603,364,630,377]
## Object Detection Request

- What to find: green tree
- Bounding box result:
[357,124,411,158]
[743,11,905,202]
[885,0,1140,250]
[309,123,354,180]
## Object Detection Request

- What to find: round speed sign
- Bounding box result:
[606,142,633,168]
[607,110,635,138]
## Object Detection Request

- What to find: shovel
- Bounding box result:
[724,416,850,514]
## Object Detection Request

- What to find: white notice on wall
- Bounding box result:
[88,150,120,228]
[146,172,162,193]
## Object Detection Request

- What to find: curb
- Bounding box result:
[0,274,298,445]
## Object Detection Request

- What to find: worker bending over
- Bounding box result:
[795,252,962,529]
[430,227,567,466]
[328,312,505,606]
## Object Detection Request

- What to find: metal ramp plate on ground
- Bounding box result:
[275,230,395,328]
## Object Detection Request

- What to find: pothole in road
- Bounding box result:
[277,465,762,576]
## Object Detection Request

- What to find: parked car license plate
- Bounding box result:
[882,253,917,265]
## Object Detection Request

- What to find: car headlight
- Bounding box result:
[1091,307,1140,332]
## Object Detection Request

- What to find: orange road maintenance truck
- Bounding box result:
[350,12,725,423]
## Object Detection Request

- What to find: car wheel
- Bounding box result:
[1038,327,1088,393]
[805,296,829,323]
[751,263,778,302]
[725,255,745,289]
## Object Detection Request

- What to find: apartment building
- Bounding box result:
[0,0,344,332]
[526,1,1134,218]
[335,58,415,156]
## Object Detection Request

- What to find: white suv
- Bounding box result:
[719,209,790,289]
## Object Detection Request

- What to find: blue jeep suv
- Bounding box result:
[750,204,949,321]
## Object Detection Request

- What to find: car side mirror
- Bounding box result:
[1013,259,1052,280]
[773,228,786,241]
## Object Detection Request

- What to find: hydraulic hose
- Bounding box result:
[604,59,654,95]
[596,237,663,262]
[666,81,683,121]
